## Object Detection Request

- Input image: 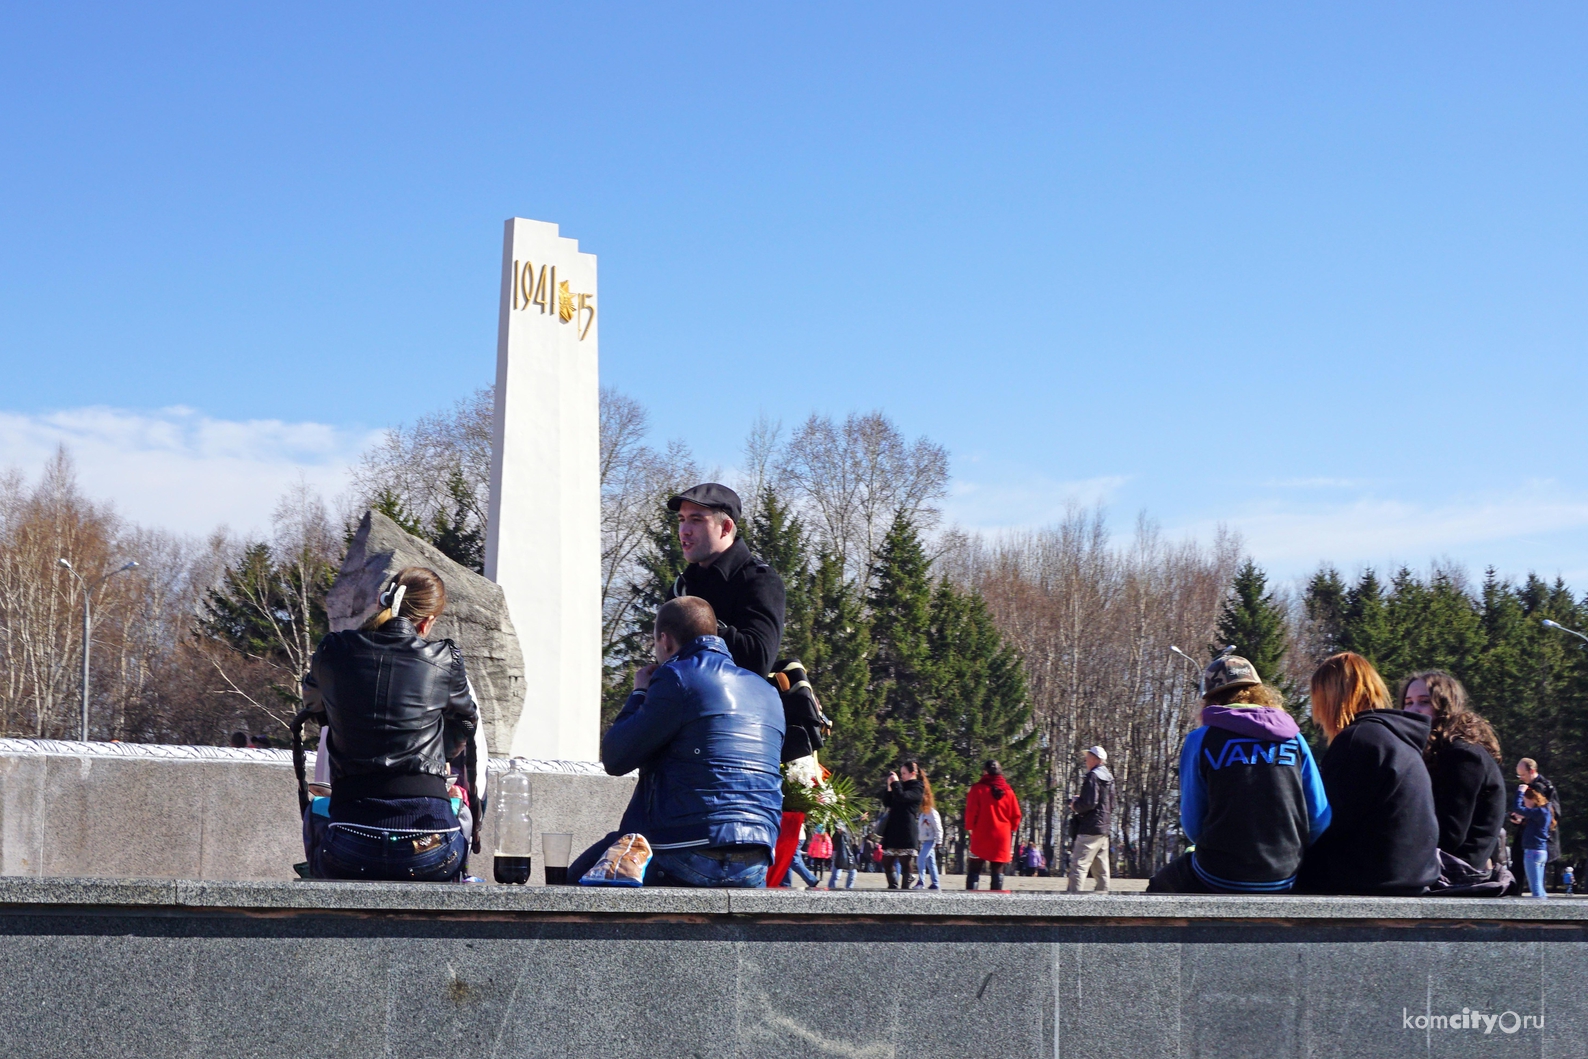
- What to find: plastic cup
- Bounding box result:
[542,832,574,885]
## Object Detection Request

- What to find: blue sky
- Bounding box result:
[2,3,1586,586]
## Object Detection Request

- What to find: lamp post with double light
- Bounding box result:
[57,558,139,741]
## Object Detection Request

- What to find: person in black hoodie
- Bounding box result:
[1399,671,1506,872]
[879,763,925,889]
[1297,652,1440,896]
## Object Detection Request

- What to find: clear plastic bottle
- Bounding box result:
[492,758,534,884]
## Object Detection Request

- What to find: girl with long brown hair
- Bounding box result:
[1297,652,1440,895]
[911,762,944,890]
[1399,671,1506,871]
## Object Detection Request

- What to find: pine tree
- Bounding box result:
[742,490,811,662]
[1213,559,1288,685]
[429,472,486,573]
[804,549,885,781]
[1340,569,1393,667]
[923,578,1039,818]
[198,541,334,707]
[864,514,1038,817]
[1381,567,1482,688]
[371,488,425,539]
[602,500,689,727]
[866,514,934,775]
[1303,565,1347,658]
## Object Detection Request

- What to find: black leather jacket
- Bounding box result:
[301,618,479,805]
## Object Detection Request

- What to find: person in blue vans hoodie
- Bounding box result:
[1148,654,1330,894]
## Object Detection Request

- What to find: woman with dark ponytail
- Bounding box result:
[295,566,482,881]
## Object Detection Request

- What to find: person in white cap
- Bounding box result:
[1066,746,1114,893]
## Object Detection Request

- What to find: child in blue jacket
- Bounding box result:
[1512,786,1553,898]
[1149,654,1331,893]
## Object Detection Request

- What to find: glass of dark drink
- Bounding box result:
[542,832,574,885]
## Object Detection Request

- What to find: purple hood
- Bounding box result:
[1200,705,1299,741]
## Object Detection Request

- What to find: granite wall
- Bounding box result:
[0,880,1582,1059]
[0,740,634,882]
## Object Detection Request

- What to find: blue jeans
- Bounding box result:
[827,866,856,889]
[915,840,940,887]
[650,847,769,888]
[1524,849,1549,898]
[783,850,818,887]
[304,811,467,882]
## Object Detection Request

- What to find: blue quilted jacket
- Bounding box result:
[603,636,785,853]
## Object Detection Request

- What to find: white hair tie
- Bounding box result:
[379,580,407,616]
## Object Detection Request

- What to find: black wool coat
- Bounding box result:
[880,778,925,850]
[671,539,787,677]
[1428,738,1506,871]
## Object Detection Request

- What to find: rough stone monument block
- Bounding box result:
[328,509,526,755]
[485,218,601,762]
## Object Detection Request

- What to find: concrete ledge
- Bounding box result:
[0,741,634,881]
[2,875,1586,922]
[0,878,1584,1058]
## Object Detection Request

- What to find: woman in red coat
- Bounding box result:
[964,759,1022,890]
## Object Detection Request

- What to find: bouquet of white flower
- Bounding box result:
[781,752,863,831]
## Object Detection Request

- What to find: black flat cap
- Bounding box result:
[667,483,742,522]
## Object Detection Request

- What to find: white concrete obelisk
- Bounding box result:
[485,218,601,762]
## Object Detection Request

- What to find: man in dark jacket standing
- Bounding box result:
[668,484,786,677]
[879,764,925,889]
[1066,747,1114,893]
[583,597,785,887]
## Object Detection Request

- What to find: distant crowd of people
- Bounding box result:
[284,477,1567,897]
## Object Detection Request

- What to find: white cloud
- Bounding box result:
[944,473,1131,530]
[0,406,383,538]
[1260,476,1365,490]
[941,458,1588,587]
[1177,480,1588,583]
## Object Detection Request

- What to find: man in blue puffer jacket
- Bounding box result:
[581,596,785,887]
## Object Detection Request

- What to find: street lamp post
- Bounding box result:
[57,558,139,742]
[1541,618,1588,647]
[1170,644,1236,697]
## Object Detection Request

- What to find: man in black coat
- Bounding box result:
[667,484,786,677]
